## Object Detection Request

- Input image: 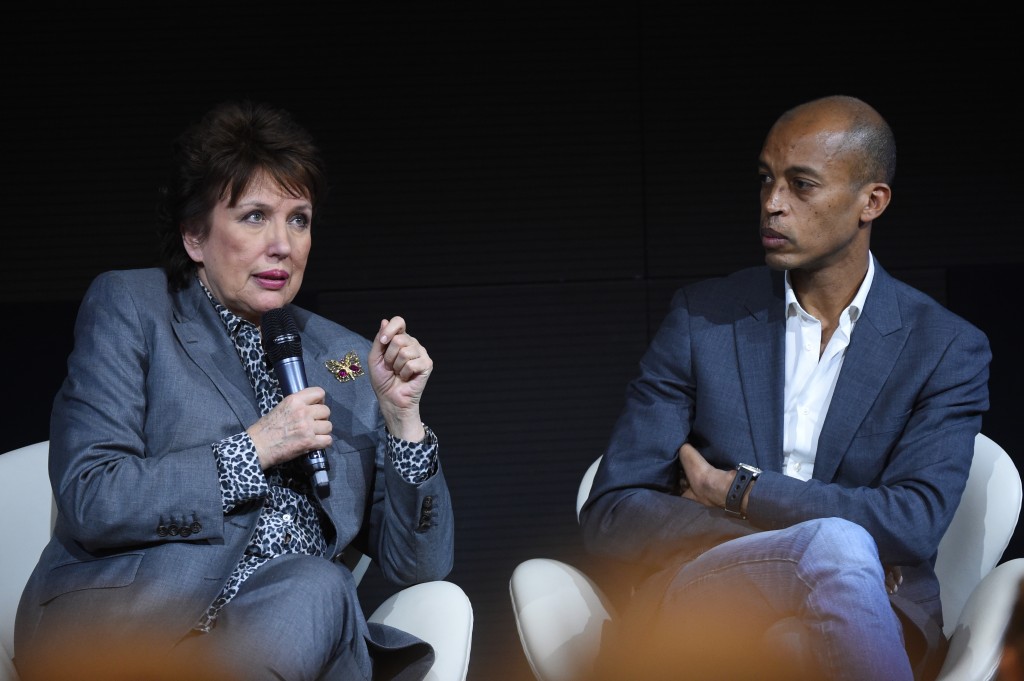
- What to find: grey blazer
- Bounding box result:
[581,258,991,632]
[15,268,454,675]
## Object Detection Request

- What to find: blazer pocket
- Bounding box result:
[40,553,143,604]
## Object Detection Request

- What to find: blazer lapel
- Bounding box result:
[295,311,329,386]
[735,269,787,472]
[813,263,908,482]
[171,281,260,428]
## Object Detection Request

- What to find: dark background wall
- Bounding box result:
[3,7,1020,680]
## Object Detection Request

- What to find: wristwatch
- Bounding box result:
[725,463,761,519]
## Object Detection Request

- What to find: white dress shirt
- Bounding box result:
[782,255,875,481]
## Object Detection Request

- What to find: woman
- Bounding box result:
[14,101,454,681]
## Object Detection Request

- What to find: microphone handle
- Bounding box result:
[272,357,331,495]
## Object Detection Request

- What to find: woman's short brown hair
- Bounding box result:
[157,101,328,290]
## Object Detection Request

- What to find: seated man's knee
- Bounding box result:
[801,517,880,570]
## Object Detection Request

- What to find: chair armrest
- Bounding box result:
[368,581,473,681]
[0,647,18,681]
[936,558,1024,681]
[509,558,616,681]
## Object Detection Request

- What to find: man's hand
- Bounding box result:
[678,442,739,511]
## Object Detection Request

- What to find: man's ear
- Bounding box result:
[862,183,892,222]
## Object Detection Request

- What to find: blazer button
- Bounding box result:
[422,496,433,510]
[168,524,180,536]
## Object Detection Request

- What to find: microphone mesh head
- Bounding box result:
[260,308,303,364]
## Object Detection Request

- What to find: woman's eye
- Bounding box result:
[243,210,265,223]
[289,214,311,228]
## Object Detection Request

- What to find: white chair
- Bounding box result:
[510,433,1024,681]
[0,441,473,681]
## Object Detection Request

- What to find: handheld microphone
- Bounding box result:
[260,307,330,496]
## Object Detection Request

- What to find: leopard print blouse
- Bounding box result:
[194,280,438,632]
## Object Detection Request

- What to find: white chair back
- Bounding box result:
[935,432,1022,638]
[575,457,601,521]
[0,441,53,681]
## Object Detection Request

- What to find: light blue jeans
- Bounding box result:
[649,517,914,681]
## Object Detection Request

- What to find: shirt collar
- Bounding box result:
[196,275,255,340]
[784,252,875,324]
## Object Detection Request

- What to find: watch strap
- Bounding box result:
[725,464,760,518]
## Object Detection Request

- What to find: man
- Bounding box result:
[580,95,991,681]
